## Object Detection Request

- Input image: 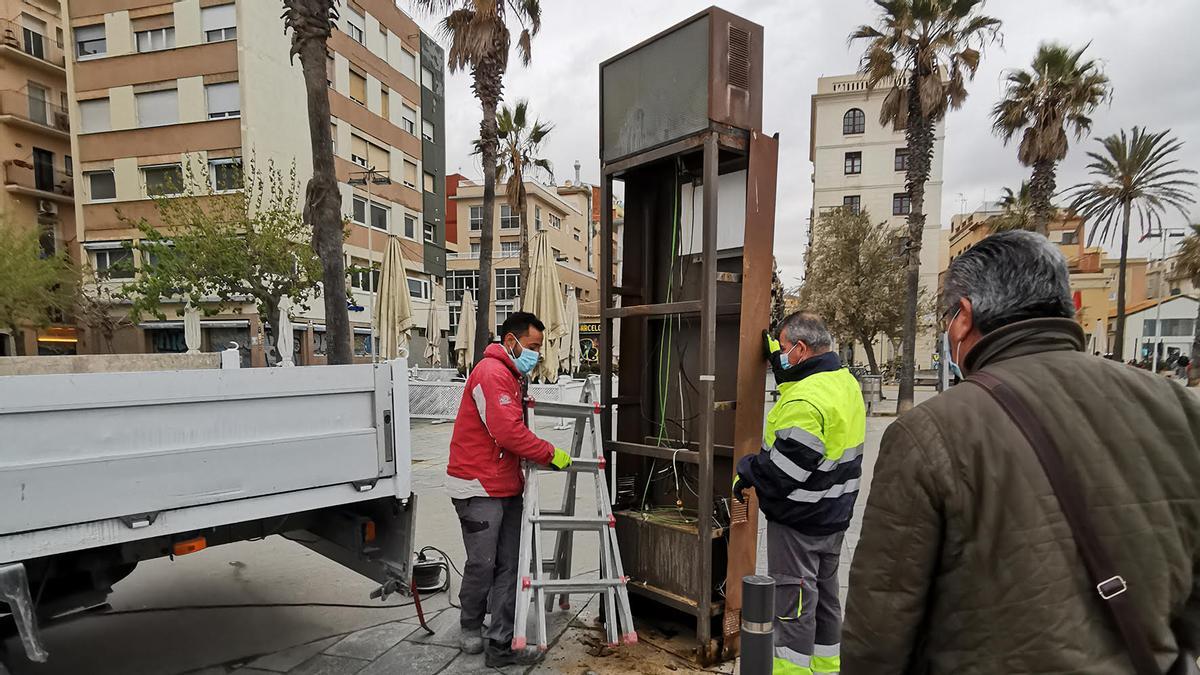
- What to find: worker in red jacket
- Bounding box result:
[445,311,572,667]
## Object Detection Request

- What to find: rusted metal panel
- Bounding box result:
[721,131,779,657]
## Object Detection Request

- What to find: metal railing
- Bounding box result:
[446,250,520,261]
[0,20,66,68]
[0,90,69,132]
[3,160,73,197]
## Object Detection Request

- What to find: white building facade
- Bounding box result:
[1109,295,1198,365]
[809,73,945,369]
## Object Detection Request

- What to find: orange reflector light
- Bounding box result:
[173,536,207,556]
[363,521,377,543]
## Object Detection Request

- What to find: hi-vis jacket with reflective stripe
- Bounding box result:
[737,352,866,536]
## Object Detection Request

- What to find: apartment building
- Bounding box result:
[62,0,445,365]
[444,173,600,345]
[0,0,76,356]
[810,72,945,369]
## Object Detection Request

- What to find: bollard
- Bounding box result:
[220,342,241,369]
[741,575,775,675]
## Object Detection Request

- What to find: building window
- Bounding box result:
[398,159,416,189]
[446,270,478,302]
[495,303,515,334]
[75,24,106,58]
[421,119,434,142]
[404,213,416,239]
[894,148,909,172]
[350,260,379,292]
[143,164,183,196]
[135,89,178,128]
[350,134,369,167]
[843,108,865,135]
[470,243,481,254]
[205,81,240,119]
[500,204,519,229]
[407,275,430,299]
[1061,230,1079,245]
[892,192,912,216]
[135,27,175,53]
[1161,318,1195,337]
[345,7,365,44]
[534,206,541,230]
[326,53,335,88]
[401,104,417,135]
[496,268,520,300]
[351,196,388,231]
[380,84,390,119]
[209,158,242,192]
[424,172,436,194]
[424,221,436,244]
[369,202,389,231]
[549,213,562,229]
[843,195,861,214]
[65,155,73,177]
[469,206,482,231]
[551,246,561,260]
[421,66,434,89]
[79,98,110,133]
[500,241,519,256]
[86,170,116,201]
[202,5,236,43]
[349,68,367,105]
[93,246,133,278]
[20,14,47,60]
[844,151,862,175]
[400,49,417,81]
[351,195,366,224]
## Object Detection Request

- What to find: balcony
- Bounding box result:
[0,20,66,71]
[0,90,69,136]
[4,159,74,204]
[447,250,520,261]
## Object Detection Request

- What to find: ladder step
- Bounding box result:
[525,399,603,418]
[529,515,613,530]
[523,578,626,593]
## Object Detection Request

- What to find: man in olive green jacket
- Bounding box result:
[843,231,1200,674]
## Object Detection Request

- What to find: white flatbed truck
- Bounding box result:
[0,359,417,668]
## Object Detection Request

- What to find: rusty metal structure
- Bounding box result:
[597,7,778,663]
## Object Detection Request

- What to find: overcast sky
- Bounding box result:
[405,0,1200,285]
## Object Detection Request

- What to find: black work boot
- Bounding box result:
[484,639,545,667]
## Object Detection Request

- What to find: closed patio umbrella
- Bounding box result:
[560,287,580,376]
[375,235,414,360]
[276,296,294,367]
[455,290,477,371]
[1093,318,1107,356]
[183,303,201,354]
[425,290,445,367]
[524,231,568,382]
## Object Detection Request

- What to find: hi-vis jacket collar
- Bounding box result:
[777,351,843,387]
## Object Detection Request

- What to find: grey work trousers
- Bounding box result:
[453,495,523,644]
[767,521,844,673]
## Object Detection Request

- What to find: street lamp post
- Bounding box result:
[1148,227,1187,373]
[348,167,393,363]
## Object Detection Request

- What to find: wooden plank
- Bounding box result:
[722,130,779,654]
[606,301,702,319]
[605,440,700,464]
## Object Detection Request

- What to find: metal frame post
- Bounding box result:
[696,131,719,653]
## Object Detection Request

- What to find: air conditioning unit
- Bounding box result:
[53,111,70,131]
[38,199,57,215]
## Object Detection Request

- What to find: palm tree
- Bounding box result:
[416,0,541,361]
[990,181,1035,232]
[991,42,1111,235]
[850,0,1001,413]
[496,100,553,286]
[283,0,352,364]
[1067,127,1197,361]
[1175,223,1200,384]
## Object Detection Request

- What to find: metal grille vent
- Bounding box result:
[728,25,751,90]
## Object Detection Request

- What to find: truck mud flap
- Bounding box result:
[0,562,48,663]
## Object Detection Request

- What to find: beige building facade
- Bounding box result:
[62,0,446,365]
[0,0,77,356]
[809,73,945,368]
[445,176,599,343]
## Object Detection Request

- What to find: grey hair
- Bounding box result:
[776,311,833,352]
[942,230,1075,334]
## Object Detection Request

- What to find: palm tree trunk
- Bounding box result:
[518,185,530,288]
[897,77,932,414]
[1029,159,1057,236]
[292,3,351,365]
[1113,200,1132,361]
[1190,293,1200,385]
[474,82,500,361]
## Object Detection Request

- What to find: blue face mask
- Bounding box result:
[507,338,540,375]
[778,342,800,370]
[946,308,964,376]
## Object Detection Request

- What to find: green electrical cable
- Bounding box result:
[655,173,682,446]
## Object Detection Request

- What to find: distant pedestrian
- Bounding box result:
[734,311,866,674]
[842,231,1200,674]
[1175,355,1190,381]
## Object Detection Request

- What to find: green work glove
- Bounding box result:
[763,330,781,361]
[548,447,572,471]
[732,473,748,504]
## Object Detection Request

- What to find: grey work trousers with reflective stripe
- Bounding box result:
[453,495,523,644]
[767,520,844,672]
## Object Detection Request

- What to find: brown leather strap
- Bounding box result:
[969,370,1162,675]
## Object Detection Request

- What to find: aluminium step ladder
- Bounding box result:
[512,386,637,651]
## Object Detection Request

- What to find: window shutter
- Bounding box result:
[79,98,110,133]
[205,82,239,117]
[349,70,367,103]
[136,89,178,127]
[403,160,417,186]
[75,24,103,42]
[351,135,369,165]
[400,50,416,80]
[201,4,235,31]
[366,141,389,171]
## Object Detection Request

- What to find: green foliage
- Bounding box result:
[1179,224,1200,285]
[989,181,1036,233]
[800,209,908,356]
[117,158,324,335]
[0,221,77,349]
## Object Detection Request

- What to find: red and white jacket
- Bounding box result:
[445,343,554,498]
